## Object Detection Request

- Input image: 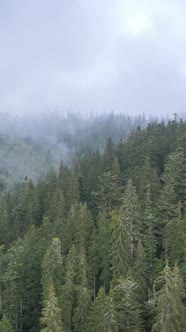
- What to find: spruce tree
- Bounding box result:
[153,263,186,332]
[0,315,14,332]
[112,278,142,332]
[73,247,91,332]
[120,180,140,257]
[40,281,64,332]
[110,211,131,283]
[61,245,77,332]
[103,291,118,332]
[133,240,148,302]
[42,238,63,300]
[142,186,157,288]
[99,171,121,212]
[0,194,8,245]
[96,210,112,292]
[164,202,185,265]
[88,287,106,332]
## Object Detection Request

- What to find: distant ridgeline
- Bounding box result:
[0,112,149,190]
[0,115,185,332]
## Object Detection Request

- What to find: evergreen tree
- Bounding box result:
[42,238,63,300]
[112,278,142,332]
[88,287,106,332]
[99,171,121,212]
[102,137,117,172]
[153,263,186,332]
[103,291,118,332]
[120,180,140,257]
[164,202,185,265]
[0,193,8,245]
[40,281,64,332]
[61,245,77,332]
[159,148,186,219]
[0,315,14,332]
[73,247,91,332]
[96,210,112,292]
[139,157,160,207]
[61,202,93,254]
[2,241,24,331]
[133,240,148,302]
[110,211,131,283]
[142,186,157,288]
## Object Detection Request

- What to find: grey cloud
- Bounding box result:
[0,0,186,115]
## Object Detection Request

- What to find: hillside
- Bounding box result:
[0,112,148,190]
[0,117,185,331]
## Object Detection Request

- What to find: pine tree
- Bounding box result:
[96,210,112,292]
[120,180,140,257]
[112,278,142,332]
[42,238,63,300]
[48,188,66,229]
[139,157,160,207]
[159,148,186,219]
[153,263,186,332]
[2,241,24,331]
[142,186,157,288]
[99,171,121,212]
[66,173,80,210]
[40,281,64,332]
[102,137,117,172]
[103,291,118,332]
[0,193,8,245]
[61,202,93,255]
[164,202,185,265]
[88,287,106,332]
[133,240,148,302]
[61,245,77,332]
[110,211,131,283]
[73,247,91,332]
[44,169,57,214]
[0,315,14,332]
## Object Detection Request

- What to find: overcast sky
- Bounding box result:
[0,0,186,116]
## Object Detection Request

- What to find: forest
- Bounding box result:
[0,115,186,331]
[0,112,148,190]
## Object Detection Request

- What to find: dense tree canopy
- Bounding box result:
[0,116,186,331]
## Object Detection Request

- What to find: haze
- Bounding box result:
[1,0,186,116]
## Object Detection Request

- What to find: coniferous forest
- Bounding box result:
[0,116,186,332]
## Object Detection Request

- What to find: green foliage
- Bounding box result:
[0,117,186,331]
[110,211,131,283]
[120,179,141,257]
[73,247,91,332]
[88,287,106,332]
[112,278,142,332]
[153,263,186,332]
[0,193,8,244]
[40,281,64,332]
[0,315,14,332]
[103,291,118,332]
[133,240,148,302]
[96,210,112,291]
[61,245,77,332]
[42,238,63,300]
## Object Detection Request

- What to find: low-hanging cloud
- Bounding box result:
[0,0,186,116]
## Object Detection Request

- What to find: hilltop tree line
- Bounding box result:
[0,117,185,331]
[0,112,148,190]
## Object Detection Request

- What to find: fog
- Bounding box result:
[0,111,153,189]
[0,0,186,116]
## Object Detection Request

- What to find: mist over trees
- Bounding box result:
[0,112,149,190]
[0,114,185,331]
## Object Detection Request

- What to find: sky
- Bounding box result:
[0,0,186,116]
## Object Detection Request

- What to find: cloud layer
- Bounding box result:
[0,0,186,115]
